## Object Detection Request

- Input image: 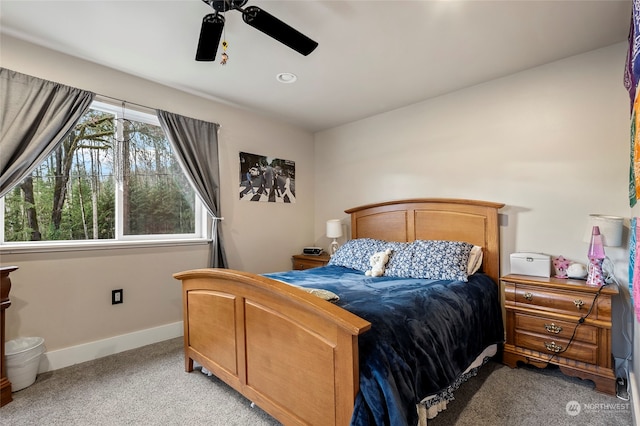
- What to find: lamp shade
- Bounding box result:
[326,219,342,239]
[583,215,623,247]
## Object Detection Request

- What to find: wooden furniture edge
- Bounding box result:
[501,274,619,295]
[1,266,18,407]
[502,345,617,395]
[344,198,505,214]
[173,268,371,334]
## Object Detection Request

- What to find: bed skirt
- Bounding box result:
[417,344,498,425]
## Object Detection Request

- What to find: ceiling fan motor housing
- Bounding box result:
[208,0,248,13]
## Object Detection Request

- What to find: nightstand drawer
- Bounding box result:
[514,313,597,344]
[292,259,321,270]
[291,253,330,270]
[507,283,610,321]
[514,330,597,364]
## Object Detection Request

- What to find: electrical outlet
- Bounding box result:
[112,289,123,305]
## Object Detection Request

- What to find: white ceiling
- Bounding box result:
[0,0,632,132]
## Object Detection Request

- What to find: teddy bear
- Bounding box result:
[365,249,392,277]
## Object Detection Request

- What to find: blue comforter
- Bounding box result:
[264,265,503,426]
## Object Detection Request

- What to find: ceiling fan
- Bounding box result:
[196,0,319,61]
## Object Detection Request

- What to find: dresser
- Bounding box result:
[1,266,17,407]
[291,253,330,270]
[502,274,618,395]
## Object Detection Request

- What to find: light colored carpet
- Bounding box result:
[0,337,633,425]
[1,337,278,426]
[428,360,633,426]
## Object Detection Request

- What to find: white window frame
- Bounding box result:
[0,100,208,252]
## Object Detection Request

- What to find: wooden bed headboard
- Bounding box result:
[345,198,505,283]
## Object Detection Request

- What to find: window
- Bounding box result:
[1,101,205,246]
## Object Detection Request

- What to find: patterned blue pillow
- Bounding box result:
[411,240,474,282]
[328,238,388,272]
[382,242,414,278]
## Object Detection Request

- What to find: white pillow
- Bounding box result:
[467,246,483,275]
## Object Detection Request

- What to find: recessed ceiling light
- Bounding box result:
[276,72,297,84]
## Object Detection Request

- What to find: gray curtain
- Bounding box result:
[0,68,95,198]
[156,110,227,268]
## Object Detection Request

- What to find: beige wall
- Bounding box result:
[3,245,208,350]
[314,43,634,378]
[0,35,315,352]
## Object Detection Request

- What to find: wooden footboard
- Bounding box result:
[173,268,371,426]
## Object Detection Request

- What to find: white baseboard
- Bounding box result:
[630,370,639,426]
[38,321,183,373]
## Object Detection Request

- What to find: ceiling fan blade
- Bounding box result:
[196,13,225,61]
[242,6,318,56]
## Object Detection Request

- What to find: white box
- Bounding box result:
[509,252,551,278]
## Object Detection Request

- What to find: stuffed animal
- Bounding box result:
[567,262,588,279]
[365,249,392,277]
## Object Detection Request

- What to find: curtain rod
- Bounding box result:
[94,93,222,128]
[95,93,157,114]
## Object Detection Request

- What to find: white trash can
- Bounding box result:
[5,337,46,391]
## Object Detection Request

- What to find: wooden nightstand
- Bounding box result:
[291,253,330,270]
[501,274,618,395]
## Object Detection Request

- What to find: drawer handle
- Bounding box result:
[544,341,563,353]
[544,323,562,334]
[523,292,533,301]
[574,299,584,310]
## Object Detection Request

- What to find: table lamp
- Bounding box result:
[326,219,342,256]
[583,215,623,286]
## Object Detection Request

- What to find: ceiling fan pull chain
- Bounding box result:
[221,41,229,65]
[220,8,229,65]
